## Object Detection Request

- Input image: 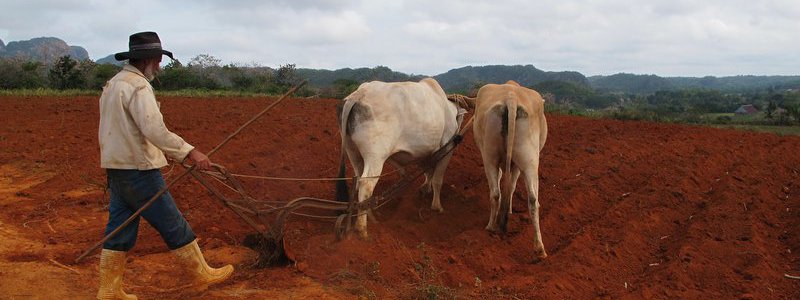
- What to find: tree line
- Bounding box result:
[533,80,800,125]
[0,54,340,98]
[2,54,800,125]
[0,55,117,90]
[589,73,800,94]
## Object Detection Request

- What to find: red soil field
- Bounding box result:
[0,95,798,299]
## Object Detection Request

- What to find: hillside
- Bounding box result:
[294,64,590,94]
[95,54,122,66]
[590,73,800,94]
[668,75,800,91]
[434,64,588,92]
[296,66,424,87]
[0,37,88,63]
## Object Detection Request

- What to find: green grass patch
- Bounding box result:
[703,113,735,118]
[0,88,285,98]
[0,88,101,97]
[409,243,458,300]
[709,124,800,136]
[155,89,281,98]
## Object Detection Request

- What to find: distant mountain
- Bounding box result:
[667,75,800,91]
[96,54,123,66]
[589,73,800,94]
[0,38,5,52]
[295,64,590,93]
[296,66,424,87]
[433,64,589,92]
[69,46,89,60]
[589,73,673,94]
[0,37,89,64]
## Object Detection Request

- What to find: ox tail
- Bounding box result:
[498,97,517,233]
[335,99,357,202]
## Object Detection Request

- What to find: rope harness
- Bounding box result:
[189,109,475,243]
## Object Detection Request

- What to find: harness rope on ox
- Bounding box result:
[187,93,476,267]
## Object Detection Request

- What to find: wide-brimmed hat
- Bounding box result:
[114,31,174,61]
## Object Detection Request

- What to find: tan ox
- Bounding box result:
[335,78,467,239]
[473,80,548,259]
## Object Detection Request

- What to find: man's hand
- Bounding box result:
[187,149,212,170]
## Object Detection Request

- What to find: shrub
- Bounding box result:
[48,55,86,89]
[0,58,46,89]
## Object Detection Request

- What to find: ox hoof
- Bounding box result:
[431,205,444,213]
[532,249,548,262]
[484,225,498,232]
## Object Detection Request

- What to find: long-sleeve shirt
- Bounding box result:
[98,64,194,170]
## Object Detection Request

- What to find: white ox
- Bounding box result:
[335,78,466,239]
[473,80,548,259]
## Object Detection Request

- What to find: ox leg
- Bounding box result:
[508,166,521,215]
[482,162,502,232]
[429,152,454,213]
[355,157,385,239]
[521,161,547,259]
[420,172,433,196]
[345,147,364,203]
[346,147,364,178]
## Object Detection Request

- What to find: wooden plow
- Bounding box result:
[187,119,470,267]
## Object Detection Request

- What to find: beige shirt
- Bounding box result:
[98,64,194,170]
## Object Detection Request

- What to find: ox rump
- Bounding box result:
[473,80,548,260]
[335,78,466,239]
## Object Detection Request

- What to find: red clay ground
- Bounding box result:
[0,95,799,299]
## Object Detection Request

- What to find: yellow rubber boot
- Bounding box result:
[172,239,233,290]
[96,249,137,300]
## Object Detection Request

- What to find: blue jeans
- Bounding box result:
[103,169,196,251]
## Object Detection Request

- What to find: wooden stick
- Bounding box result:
[206,82,307,157]
[46,220,56,233]
[75,81,306,264]
[50,258,81,274]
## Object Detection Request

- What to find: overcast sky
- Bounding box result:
[1,0,799,77]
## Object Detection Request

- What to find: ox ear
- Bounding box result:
[505,80,520,86]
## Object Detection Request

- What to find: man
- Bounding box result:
[96,31,232,300]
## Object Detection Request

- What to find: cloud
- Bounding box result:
[2,0,800,76]
[274,10,371,45]
[196,0,358,12]
[404,20,490,45]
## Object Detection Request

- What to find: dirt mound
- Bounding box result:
[0,95,798,299]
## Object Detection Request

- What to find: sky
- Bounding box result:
[1,0,799,77]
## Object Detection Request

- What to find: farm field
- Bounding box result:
[0,95,799,299]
